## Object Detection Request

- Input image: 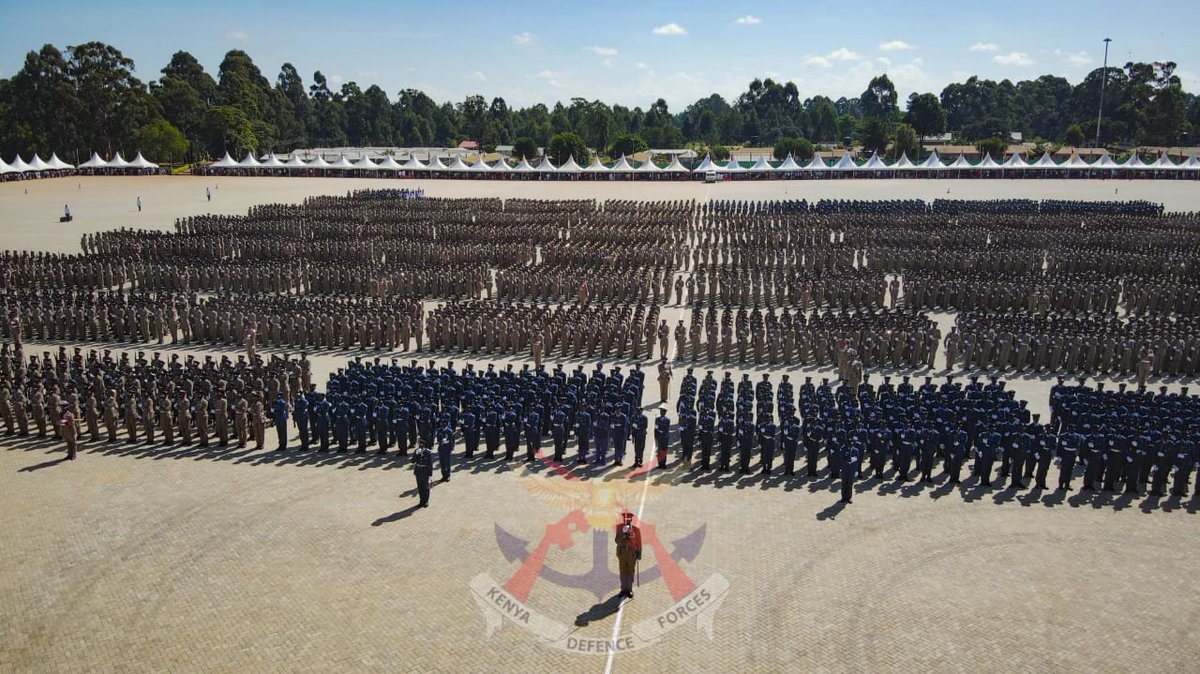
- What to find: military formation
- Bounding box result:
[3,191,1200,509]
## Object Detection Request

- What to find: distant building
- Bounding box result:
[458,140,480,151]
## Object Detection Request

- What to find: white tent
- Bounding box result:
[748,156,775,172]
[692,154,719,173]
[374,155,401,171]
[210,152,239,169]
[425,156,447,171]
[976,153,1001,170]
[1151,152,1178,169]
[582,157,608,173]
[1093,151,1120,169]
[1182,155,1200,170]
[1029,152,1059,169]
[512,157,535,173]
[609,155,635,172]
[861,152,889,169]
[9,155,33,172]
[127,152,159,169]
[0,158,15,175]
[1123,152,1148,170]
[1001,153,1029,170]
[283,154,309,170]
[107,152,130,168]
[329,154,356,170]
[494,157,515,172]
[664,155,691,173]
[28,154,51,171]
[635,155,663,173]
[918,150,944,170]
[353,153,380,170]
[398,155,424,171]
[1062,152,1091,169]
[78,152,109,169]
[946,154,974,169]
[557,156,583,173]
[307,154,332,169]
[47,153,75,170]
[238,151,261,168]
[830,152,859,171]
[805,154,829,170]
[720,158,746,173]
[891,153,916,170]
[466,156,491,173]
[444,156,470,172]
[775,153,802,172]
[260,152,285,168]
[535,157,558,173]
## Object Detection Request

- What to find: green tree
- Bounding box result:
[136,118,189,163]
[202,105,257,156]
[976,136,1009,159]
[860,74,898,122]
[858,117,889,155]
[710,145,730,161]
[904,92,945,148]
[773,136,815,161]
[607,132,647,158]
[513,136,538,159]
[547,131,589,165]
[68,41,158,156]
[1063,123,1086,146]
[891,123,919,161]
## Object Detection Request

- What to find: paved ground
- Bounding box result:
[2,177,1199,673]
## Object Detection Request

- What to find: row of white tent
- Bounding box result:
[206,149,1200,174]
[0,151,160,175]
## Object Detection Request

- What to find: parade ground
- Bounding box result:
[1,176,1198,673]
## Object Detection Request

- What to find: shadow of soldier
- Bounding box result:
[816,500,846,521]
[574,594,625,627]
[371,503,424,526]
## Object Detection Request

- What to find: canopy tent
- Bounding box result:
[328,154,356,170]
[946,154,974,170]
[377,155,404,171]
[209,152,238,169]
[260,152,285,168]
[107,152,130,168]
[46,152,74,169]
[1150,152,1178,169]
[28,154,51,171]
[1124,152,1148,169]
[1092,151,1120,169]
[512,157,535,173]
[557,155,583,173]
[128,152,159,169]
[692,154,719,172]
[609,155,635,172]
[582,157,608,173]
[397,155,424,171]
[535,157,558,173]
[0,158,16,175]
[444,156,470,172]
[720,158,746,173]
[748,156,775,172]
[976,153,1002,170]
[237,151,261,168]
[918,150,944,170]
[1182,155,1200,169]
[1001,153,1029,169]
[425,156,447,171]
[635,155,663,173]
[805,154,829,170]
[283,154,309,170]
[775,154,802,171]
[466,156,491,172]
[891,153,916,170]
[1029,152,1059,169]
[1062,152,1091,169]
[9,155,33,172]
[830,152,859,171]
[493,156,515,172]
[306,154,332,169]
[664,155,691,173]
[352,153,380,170]
[861,152,889,170]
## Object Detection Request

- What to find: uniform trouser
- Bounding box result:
[948,456,963,482]
[655,433,669,466]
[619,556,636,594]
[700,438,714,468]
[465,435,479,458]
[438,446,452,480]
[275,422,287,449]
[527,436,541,462]
[977,458,993,485]
[376,422,390,450]
[553,438,567,462]
[593,436,607,463]
[718,437,733,469]
[1058,458,1076,489]
[759,442,774,472]
[632,436,645,465]
[782,443,796,473]
[1035,460,1051,488]
[841,472,856,502]
[296,418,309,448]
[681,436,694,463]
[65,435,77,459]
[416,473,430,505]
[317,424,330,451]
[576,436,590,463]
[805,444,819,475]
[613,436,627,463]
[485,436,498,457]
[505,436,519,460]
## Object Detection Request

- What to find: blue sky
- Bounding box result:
[1,0,1196,109]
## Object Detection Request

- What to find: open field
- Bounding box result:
[1,176,1198,673]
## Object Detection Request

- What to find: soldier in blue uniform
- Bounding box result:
[679,409,697,466]
[413,444,434,507]
[737,416,755,474]
[781,417,799,475]
[483,408,500,458]
[631,409,648,467]
[1057,430,1079,490]
[524,408,542,462]
[436,422,454,482]
[611,407,629,466]
[312,393,331,452]
[840,445,861,503]
[593,407,610,465]
[502,406,520,460]
[654,409,671,469]
[270,393,290,450]
[333,396,350,452]
[758,416,777,474]
[975,428,998,486]
[462,407,480,458]
[803,419,822,477]
[698,410,716,470]
[575,407,592,465]
[551,407,568,463]
[354,399,370,452]
[373,399,391,453]
[293,391,310,451]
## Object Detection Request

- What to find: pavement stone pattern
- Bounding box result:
[3,179,1200,673]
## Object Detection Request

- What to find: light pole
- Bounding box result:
[1095,37,1112,148]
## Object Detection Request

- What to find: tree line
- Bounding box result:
[0,41,1196,165]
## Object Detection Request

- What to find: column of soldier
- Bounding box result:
[2,195,1198,504]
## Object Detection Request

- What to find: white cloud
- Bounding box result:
[1063,50,1092,66]
[802,47,861,68]
[969,42,999,52]
[327,74,344,85]
[535,69,567,88]
[224,30,250,43]
[469,71,487,82]
[876,57,893,68]
[879,40,914,51]
[734,15,762,25]
[512,32,535,46]
[993,51,1035,66]
[586,46,618,57]
[652,22,686,35]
